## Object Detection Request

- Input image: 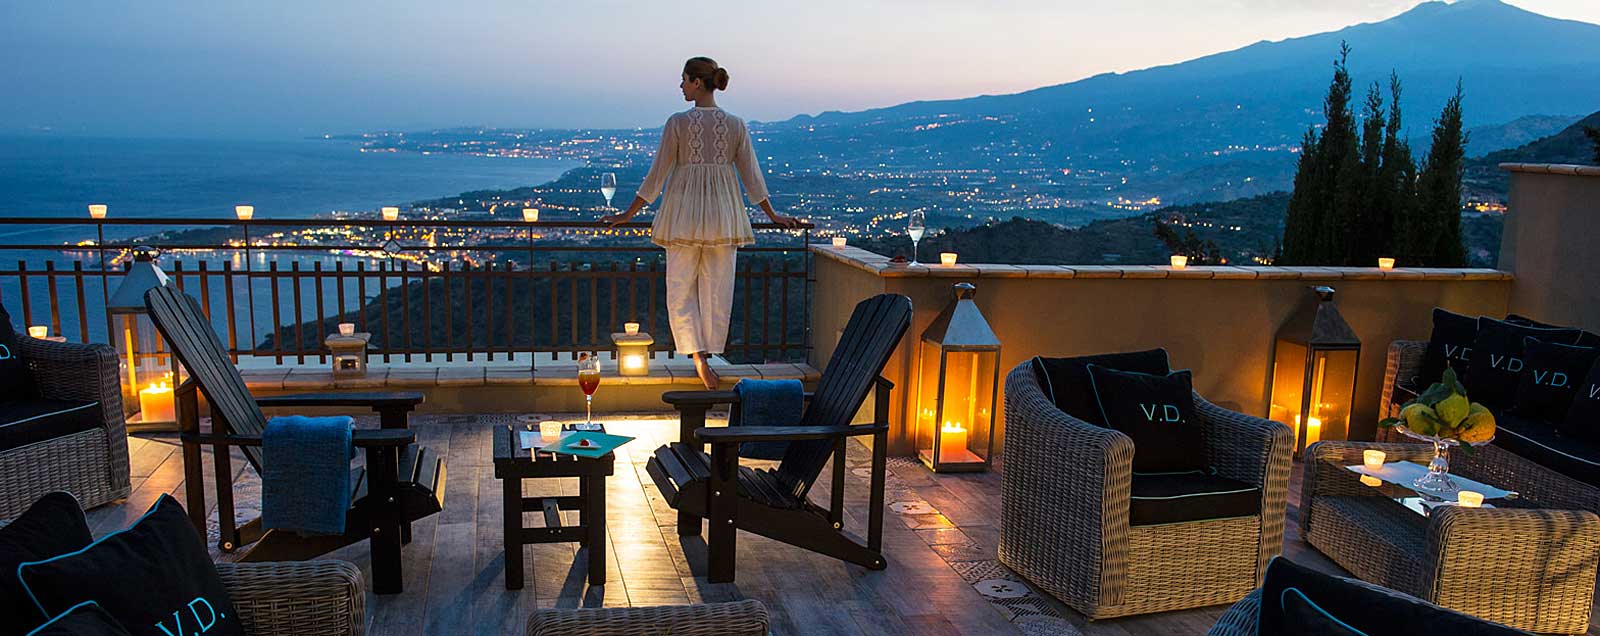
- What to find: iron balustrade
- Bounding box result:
[0,217,813,367]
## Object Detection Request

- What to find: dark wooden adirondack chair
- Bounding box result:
[144,285,445,595]
[647,293,912,583]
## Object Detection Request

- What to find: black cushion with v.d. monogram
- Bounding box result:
[1419,308,1481,387]
[1029,349,1170,426]
[1563,360,1600,443]
[1464,317,1583,410]
[1513,337,1599,426]
[1085,365,1204,473]
[0,303,39,403]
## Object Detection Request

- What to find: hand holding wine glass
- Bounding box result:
[600,173,618,209]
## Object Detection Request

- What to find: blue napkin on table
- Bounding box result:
[733,378,804,460]
[262,415,354,535]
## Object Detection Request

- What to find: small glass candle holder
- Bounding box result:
[338,322,356,336]
[940,252,958,267]
[832,236,847,248]
[623,322,640,335]
[88,204,108,219]
[1170,255,1188,269]
[522,208,539,222]
[235,205,254,220]
[539,421,565,445]
[381,206,400,221]
[1363,449,1386,471]
[1359,475,1382,488]
[27,326,48,339]
[1377,257,1396,270]
[1458,490,1485,508]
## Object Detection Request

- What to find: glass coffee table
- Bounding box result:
[1336,458,1519,517]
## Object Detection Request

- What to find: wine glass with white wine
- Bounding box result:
[907,210,926,265]
[600,172,617,209]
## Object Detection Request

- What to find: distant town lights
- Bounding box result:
[88,204,107,219]
[382,207,400,221]
[235,205,254,220]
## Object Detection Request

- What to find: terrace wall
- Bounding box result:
[1500,164,1600,332]
[812,248,1514,455]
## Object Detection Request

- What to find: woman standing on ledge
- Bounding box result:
[604,56,801,389]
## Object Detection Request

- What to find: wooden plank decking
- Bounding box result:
[87,414,1600,636]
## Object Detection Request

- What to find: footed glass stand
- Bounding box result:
[1393,425,1493,496]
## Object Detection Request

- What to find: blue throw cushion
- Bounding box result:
[0,492,94,636]
[1029,349,1169,426]
[1258,556,1530,636]
[1280,588,1366,635]
[17,494,245,636]
[1084,365,1204,473]
[733,379,804,460]
[26,601,132,636]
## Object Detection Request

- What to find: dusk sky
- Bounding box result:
[3,0,1598,139]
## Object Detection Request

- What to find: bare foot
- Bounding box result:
[693,353,720,390]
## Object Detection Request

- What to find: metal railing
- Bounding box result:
[0,217,813,366]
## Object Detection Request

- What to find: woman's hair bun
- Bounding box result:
[684,57,730,92]
[713,67,730,91]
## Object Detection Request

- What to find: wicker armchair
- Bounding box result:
[1302,441,1600,633]
[0,337,130,520]
[997,362,1294,619]
[219,561,366,636]
[525,600,769,636]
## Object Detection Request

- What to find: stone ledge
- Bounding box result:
[240,361,820,393]
[813,246,1514,282]
[1500,162,1600,177]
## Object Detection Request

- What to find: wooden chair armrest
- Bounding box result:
[256,392,424,409]
[695,423,887,444]
[181,428,414,447]
[662,390,741,407]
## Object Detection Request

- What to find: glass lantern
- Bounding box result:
[915,283,1000,472]
[1269,285,1361,455]
[107,247,176,431]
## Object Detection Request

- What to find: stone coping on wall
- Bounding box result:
[1500,162,1600,177]
[238,360,819,392]
[813,245,1514,281]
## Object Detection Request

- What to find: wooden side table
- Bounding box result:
[491,423,614,590]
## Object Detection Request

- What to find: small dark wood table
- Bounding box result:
[492,423,614,590]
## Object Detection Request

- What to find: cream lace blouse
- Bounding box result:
[636,106,770,248]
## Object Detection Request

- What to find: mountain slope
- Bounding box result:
[1464,110,1600,198]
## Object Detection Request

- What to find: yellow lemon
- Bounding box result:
[1458,404,1496,444]
[1402,403,1441,436]
[1436,393,1470,426]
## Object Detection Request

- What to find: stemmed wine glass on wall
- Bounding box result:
[907,210,926,265]
[600,173,617,209]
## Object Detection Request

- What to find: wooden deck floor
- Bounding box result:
[89,414,1600,636]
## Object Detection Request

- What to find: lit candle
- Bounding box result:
[139,381,176,423]
[1170,254,1188,269]
[1363,449,1386,471]
[1377,257,1396,270]
[522,207,539,222]
[1305,416,1322,444]
[1359,475,1382,488]
[939,420,969,463]
[832,236,847,248]
[27,326,48,339]
[623,322,640,335]
[88,204,108,219]
[338,322,356,336]
[539,421,564,445]
[1458,490,1484,508]
[381,206,400,221]
[622,353,645,371]
[234,205,254,220]
[940,252,958,267]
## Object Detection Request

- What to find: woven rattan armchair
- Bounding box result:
[0,337,130,520]
[997,362,1293,619]
[219,560,366,636]
[525,600,769,636]
[1302,441,1600,634]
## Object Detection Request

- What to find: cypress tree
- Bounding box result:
[1416,83,1467,267]
[1379,74,1416,260]
[1281,128,1321,264]
[1587,125,1600,164]
[1282,44,1356,264]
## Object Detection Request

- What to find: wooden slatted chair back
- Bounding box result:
[145,285,271,471]
[776,293,911,500]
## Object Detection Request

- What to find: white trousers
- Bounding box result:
[665,244,737,355]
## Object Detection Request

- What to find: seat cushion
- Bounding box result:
[1464,317,1583,410]
[0,304,39,403]
[1128,471,1259,526]
[0,492,95,636]
[0,399,102,453]
[1493,412,1600,489]
[1086,366,1204,474]
[1029,349,1169,426]
[1258,556,1528,636]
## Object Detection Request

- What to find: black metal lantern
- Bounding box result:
[1269,285,1361,454]
[914,282,1000,472]
[108,247,175,431]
